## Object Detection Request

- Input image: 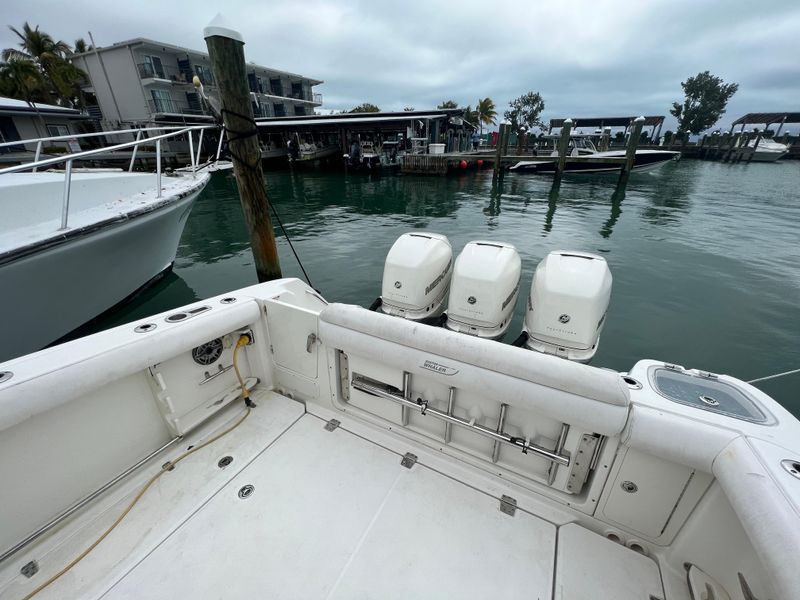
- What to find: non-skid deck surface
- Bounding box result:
[99,411,662,600]
[102,414,555,599]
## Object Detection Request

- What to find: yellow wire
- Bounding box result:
[23,335,253,599]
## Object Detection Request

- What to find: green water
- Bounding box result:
[94,160,800,417]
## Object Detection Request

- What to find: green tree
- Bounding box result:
[504,91,546,135]
[73,38,92,54]
[476,97,497,135]
[350,102,380,113]
[2,22,84,105]
[670,71,738,134]
[462,105,479,126]
[437,99,458,109]
[0,58,48,128]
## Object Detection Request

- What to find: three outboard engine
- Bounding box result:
[376,234,612,363]
[445,241,521,340]
[379,233,452,320]
[522,251,612,362]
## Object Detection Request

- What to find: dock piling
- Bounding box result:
[619,116,645,185]
[555,118,573,180]
[493,123,509,177]
[204,15,282,282]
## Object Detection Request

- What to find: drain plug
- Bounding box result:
[238,484,255,499]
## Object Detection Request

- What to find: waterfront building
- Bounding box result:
[0,96,91,154]
[72,38,323,128]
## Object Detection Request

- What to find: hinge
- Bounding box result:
[338,351,350,402]
[500,495,517,516]
[324,418,340,432]
[400,452,417,469]
[565,434,600,493]
[20,560,39,578]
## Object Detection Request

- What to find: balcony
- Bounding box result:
[137,63,191,85]
[313,93,323,105]
[147,99,207,117]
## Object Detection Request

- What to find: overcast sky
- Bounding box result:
[3,0,798,131]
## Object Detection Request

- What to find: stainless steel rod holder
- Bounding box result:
[444,387,455,443]
[492,403,508,463]
[352,375,569,467]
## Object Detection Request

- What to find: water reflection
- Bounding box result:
[600,186,626,239]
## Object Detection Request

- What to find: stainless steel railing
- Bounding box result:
[0,125,220,230]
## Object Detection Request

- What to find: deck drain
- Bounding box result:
[134,323,157,333]
[620,481,638,493]
[220,297,237,304]
[218,456,233,468]
[238,484,255,499]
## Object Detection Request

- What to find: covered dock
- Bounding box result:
[729,112,800,135]
[548,116,666,143]
[254,109,475,159]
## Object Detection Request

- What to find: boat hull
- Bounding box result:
[0,188,201,361]
[749,150,788,162]
[511,150,679,174]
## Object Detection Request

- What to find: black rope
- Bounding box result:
[219,109,315,289]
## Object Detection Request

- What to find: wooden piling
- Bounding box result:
[204,16,281,282]
[619,116,645,185]
[555,118,573,179]
[493,123,509,177]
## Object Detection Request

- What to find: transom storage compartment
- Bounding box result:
[445,241,521,339]
[380,232,453,320]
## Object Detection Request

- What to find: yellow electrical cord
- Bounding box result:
[23,334,254,599]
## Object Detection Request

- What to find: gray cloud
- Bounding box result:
[2,0,797,130]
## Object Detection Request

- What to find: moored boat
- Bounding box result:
[0,128,211,361]
[511,134,679,174]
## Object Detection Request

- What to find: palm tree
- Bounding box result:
[476,97,497,135]
[73,38,92,54]
[437,100,458,109]
[3,22,81,105]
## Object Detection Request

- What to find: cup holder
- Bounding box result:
[165,312,189,323]
[134,323,157,333]
[622,376,642,390]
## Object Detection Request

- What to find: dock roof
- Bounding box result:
[255,109,472,129]
[731,112,800,126]
[550,116,665,128]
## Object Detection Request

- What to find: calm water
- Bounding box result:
[92,160,800,417]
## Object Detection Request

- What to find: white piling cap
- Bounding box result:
[563,118,573,124]
[204,13,244,42]
[634,115,645,122]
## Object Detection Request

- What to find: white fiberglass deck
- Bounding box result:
[5,391,663,600]
[0,171,207,253]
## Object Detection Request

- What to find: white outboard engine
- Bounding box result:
[523,251,612,362]
[445,241,521,339]
[380,232,453,320]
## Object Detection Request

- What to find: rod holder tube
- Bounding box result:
[59,160,73,229]
[444,387,455,444]
[197,128,205,167]
[352,376,569,466]
[547,423,571,484]
[401,372,411,426]
[492,403,508,463]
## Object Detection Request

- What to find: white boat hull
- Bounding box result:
[0,186,202,361]
[749,149,788,162]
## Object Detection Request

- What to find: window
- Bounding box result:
[194,64,214,85]
[270,78,283,97]
[273,103,285,117]
[291,82,303,99]
[46,124,69,137]
[151,89,175,113]
[142,55,165,79]
[294,105,306,116]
